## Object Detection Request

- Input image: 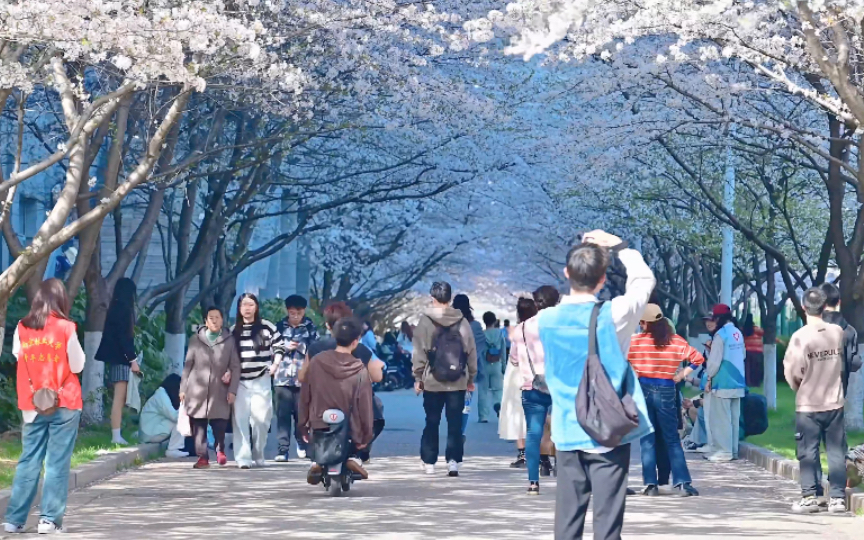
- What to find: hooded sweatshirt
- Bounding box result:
[411,306,478,392]
[299,350,374,446]
[784,319,846,413]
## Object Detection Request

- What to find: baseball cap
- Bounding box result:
[640,303,663,322]
[712,304,732,317]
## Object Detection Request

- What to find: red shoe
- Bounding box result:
[193,457,210,469]
[217,452,227,466]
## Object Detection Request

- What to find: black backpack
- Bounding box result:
[576,302,640,447]
[741,392,768,437]
[427,317,467,383]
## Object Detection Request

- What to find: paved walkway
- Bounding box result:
[4,391,862,538]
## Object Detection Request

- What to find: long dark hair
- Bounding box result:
[516,297,538,323]
[452,294,474,322]
[743,313,755,337]
[645,319,673,347]
[104,277,137,339]
[715,313,737,330]
[159,374,182,410]
[533,285,561,310]
[233,293,265,350]
[21,278,72,330]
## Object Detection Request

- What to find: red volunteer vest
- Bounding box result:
[16,315,82,412]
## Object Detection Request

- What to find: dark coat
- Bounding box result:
[180,328,241,420]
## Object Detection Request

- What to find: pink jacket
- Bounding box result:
[509,319,545,391]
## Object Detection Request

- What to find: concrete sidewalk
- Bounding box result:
[17,453,860,539]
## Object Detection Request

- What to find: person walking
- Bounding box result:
[628,304,702,497]
[180,306,241,469]
[499,301,531,470]
[3,279,85,535]
[361,321,380,359]
[522,230,654,540]
[231,293,286,469]
[452,294,485,434]
[412,282,478,477]
[704,304,746,462]
[273,295,319,461]
[138,374,190,458]
[397,321,414,358]
[480,311,506,422]
[785,287,849,514]
[95,277,140,445]
[743,313,765,387]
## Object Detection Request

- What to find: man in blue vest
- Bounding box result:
[522,230,655,540]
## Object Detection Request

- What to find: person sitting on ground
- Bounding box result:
[785,287,849,515]
[139,374,193,458]
[303,301,385,462]
[300,316,375,483]
[628,303,703,497]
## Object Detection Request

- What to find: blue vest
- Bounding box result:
[713,324,746,391]
[538,302,653,452]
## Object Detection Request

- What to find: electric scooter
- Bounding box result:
[314,409,365,497]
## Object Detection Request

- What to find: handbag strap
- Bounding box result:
[588,302,604,357]
[522,325,538,378]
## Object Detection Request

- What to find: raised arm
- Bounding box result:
[609,248,657,351]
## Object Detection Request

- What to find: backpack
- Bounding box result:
[741,392,768,437]
[575,302,639,447]
[486,344,502,363]
[427,317,468,383]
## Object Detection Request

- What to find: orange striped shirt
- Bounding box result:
[744,327,764,353]
[627,333,704,380]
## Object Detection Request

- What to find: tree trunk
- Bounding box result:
[163,287,187,374]
[81,254,110,424]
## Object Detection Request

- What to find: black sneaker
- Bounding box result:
[494,403,501,417]
[641,484,659,496]
[539,459,553,477]
[527,482,540,495]
[674,483,699,497]
[510,456,526,469]
[626,487,637,496]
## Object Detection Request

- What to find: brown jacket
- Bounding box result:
[299,350,374,446]
[411,306,478,392]
[784,319,846,413]
[180,328,241,420]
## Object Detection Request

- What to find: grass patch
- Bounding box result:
[0,425,138,490]
[746,383,864,465]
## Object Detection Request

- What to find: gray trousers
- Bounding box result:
[555,444,630,540]
[707,395,740,459]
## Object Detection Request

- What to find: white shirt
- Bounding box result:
[14,326,86,423]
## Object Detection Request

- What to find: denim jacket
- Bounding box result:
[539,302,653,452]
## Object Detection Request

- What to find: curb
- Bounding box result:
[739,442,864,515]
[0,442,162,519]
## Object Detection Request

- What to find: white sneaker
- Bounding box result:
[3,523,25,534]
[254,459,266,468]
[424,463,435,475]
[165,449,189,459]
[448,460,460,477]
[828,497,847,514]
[274,454,289,463]
[37,520,64,534]
[695,445,715,454]
[111,436,129,446]
[704,453,734,462]
[296,448,307,459]
[792,496,821,514]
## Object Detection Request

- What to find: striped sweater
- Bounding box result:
[233,320,286,380]
[627,333,704,380]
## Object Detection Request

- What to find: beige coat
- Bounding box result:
[180,328,241,420]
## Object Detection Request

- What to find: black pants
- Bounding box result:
[275,386,306,454]
[796,409,847,499]
[421,390,465,464]
[745,351,764,387]
[355,419,386,462]
[191,418,228,459]
[555,444,630,540]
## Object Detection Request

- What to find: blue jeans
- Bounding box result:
[5,409,81,527]
[639,382,691,486]
[521,389,552,482]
